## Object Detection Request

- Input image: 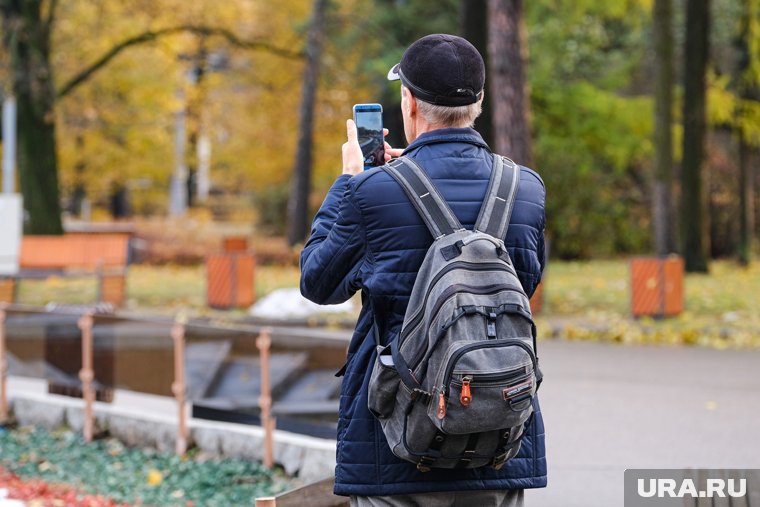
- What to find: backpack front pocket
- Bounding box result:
[429,339,536,434]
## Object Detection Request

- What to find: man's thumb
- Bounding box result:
[346,119,358,142]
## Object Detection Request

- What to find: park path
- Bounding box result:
[525,340,760,507]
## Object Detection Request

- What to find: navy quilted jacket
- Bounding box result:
[300,128,547,496]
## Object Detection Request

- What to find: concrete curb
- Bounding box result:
[6,378,336,483]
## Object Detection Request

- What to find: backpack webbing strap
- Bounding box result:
[390,335,428,396]
[384,157,464,239]
[474,155,521,240]
[492,428,517,470]
[455,433,480,469]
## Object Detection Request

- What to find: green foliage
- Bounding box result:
[533,83,651,258]
[331,0,460,148]
[0,427,290,506]
[737,98,760,144]
[705,0,760,146]
[527,0,654,258]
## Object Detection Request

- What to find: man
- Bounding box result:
[301,34,546,507]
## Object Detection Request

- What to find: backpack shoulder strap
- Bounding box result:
[384,157,464,239]
[474,154,521,240]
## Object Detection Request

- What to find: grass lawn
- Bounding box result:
[537,260,760,347]
[14,264,302,317]
[11,259,760,347]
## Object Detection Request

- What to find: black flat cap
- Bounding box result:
[388,34,485,107]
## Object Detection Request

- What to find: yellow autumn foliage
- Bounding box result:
[50,0,374,215]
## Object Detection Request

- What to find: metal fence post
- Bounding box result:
[78,312,95,442]
[256,327,274,468]
[95,259,104,303]
[0,304,8,423]
[171,317,188,455]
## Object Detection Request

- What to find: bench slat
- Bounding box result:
[20,234,130,270]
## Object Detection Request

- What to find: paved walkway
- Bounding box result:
[525,340,760,507]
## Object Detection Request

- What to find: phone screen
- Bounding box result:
[353,104,384,169]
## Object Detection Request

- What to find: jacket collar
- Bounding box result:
[402,127,491,155]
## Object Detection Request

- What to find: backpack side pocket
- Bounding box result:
[368,344,401,419]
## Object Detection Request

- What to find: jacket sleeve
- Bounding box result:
[535,205,547,289]
[535,175,547,286]
[300,175,370,305]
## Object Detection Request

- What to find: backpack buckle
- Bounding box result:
[417,456,435,472]
[491,451,509,470]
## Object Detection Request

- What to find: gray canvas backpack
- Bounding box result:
[367,154,542,472]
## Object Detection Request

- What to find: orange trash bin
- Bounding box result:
[206,253,256,309]
[630,256,684,318]
[99,273,127,307]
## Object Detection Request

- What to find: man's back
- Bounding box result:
[300,127,546,497]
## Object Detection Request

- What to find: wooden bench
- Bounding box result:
[10,233,131,307]
[256,478,347,507]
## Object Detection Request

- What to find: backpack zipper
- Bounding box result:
[442,339,536,400]
[454,370,533,406]
[451,366,531,386]
[399,261,518,346]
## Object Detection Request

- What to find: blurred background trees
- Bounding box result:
[1,0,63,234]
[286,0,328,245]
[487,0,533,166]
[0,0,757,265]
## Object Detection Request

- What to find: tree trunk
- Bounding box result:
[1,0,63,234]
[184,42,208,209]
[738,139,754,266]
[461,0,493,148]
[487,0,532,166]
[69,134,86,215]
[652,0,675,256]
[737,0,757,266]
[680,0,710,272]
[109,182,131,219]
[286,0,327,246]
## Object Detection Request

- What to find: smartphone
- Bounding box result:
[353,103,384,169]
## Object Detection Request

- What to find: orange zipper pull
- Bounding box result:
[437,392,446,419]
[460,376,472,407]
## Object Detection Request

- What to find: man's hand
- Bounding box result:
[342,120,404,176]
[342,119,364,176]
[384,135,404,161]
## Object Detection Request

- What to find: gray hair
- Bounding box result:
[402,86,483,128]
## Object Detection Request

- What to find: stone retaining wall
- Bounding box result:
[7,383,336,483]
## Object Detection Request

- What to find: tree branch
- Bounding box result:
[56,25,303,100]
